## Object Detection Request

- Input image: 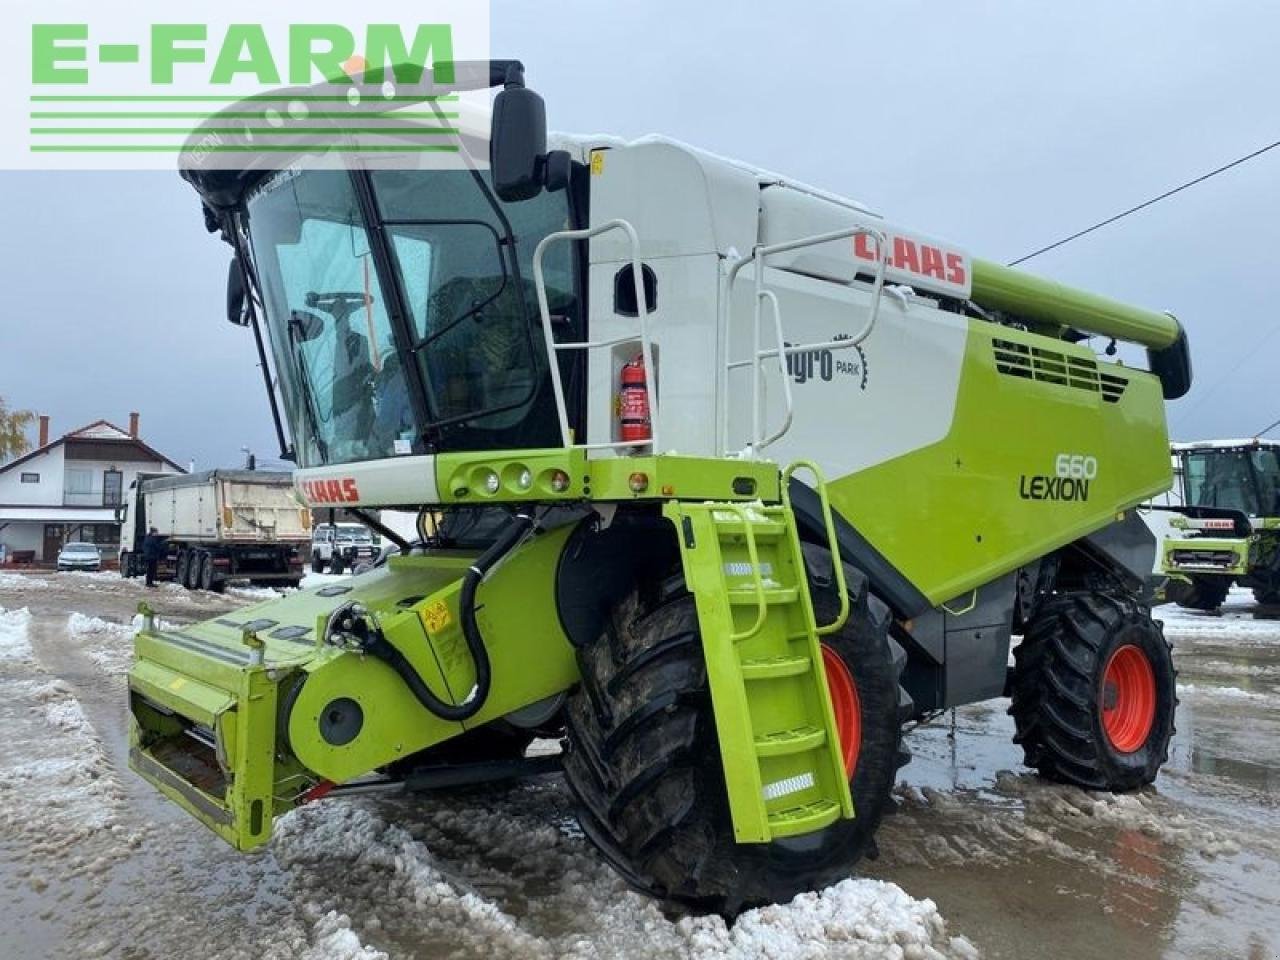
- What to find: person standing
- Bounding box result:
[142,527,166,588]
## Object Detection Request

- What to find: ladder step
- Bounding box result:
[741,655,812,680]
[727,586,799,605]
[755,724,826,757]
[767,799,843,838]
[714,518,788,540]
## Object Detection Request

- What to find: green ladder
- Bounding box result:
[663,461,852,843]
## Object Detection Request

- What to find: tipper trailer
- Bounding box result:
[119,470,311,592]
[128,61,1192,914]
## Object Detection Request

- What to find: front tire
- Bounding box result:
[563,553,909,916]
[1177,575,1231,611]
[1010,593,1176,791]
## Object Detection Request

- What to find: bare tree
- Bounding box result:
[0,397,35,462]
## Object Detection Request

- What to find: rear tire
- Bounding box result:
[563,552,909,916]
[175,550,190,589]
[1010,593,1176,791]
[197,553,215,592]
[1176,575,1231,611]
[1252,586,1280,606]
[185,551,203,590]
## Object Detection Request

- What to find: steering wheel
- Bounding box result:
[306,291,374,323]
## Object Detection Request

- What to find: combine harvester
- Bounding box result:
[129,62,1193,914]
[1160,439,1280,609]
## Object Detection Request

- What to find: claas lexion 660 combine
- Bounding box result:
[129,61,1192,914]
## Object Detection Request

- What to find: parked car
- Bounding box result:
[311,523,379,574]
[57,542,101,572]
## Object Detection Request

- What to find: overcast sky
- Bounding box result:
[2,0,1277,468]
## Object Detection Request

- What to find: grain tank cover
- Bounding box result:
[759,187,973,300]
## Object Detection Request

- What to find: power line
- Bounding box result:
[1258,416,1280,438]
[1009,138,1280,266]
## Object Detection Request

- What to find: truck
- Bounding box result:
[1160,439,1280,609]
[119,470,311,592]
[310,522,380,574]
[127,61,1192,916]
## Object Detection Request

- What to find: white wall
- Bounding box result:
[61,456,179,507]
[0,522,44,556]
[0,446,65,506]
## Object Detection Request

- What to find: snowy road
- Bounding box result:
[0,571,1276,959]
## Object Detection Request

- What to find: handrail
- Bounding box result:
[720,225,889,456]
[782,460,849,636]
[715,502,769,642]
[532,219,658,453]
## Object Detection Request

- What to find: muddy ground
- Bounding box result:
[0,570,1276,959]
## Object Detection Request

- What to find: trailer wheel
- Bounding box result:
[564,552,909,916]
[175,550,190,589]
[1010,593,1176,791]
[197,553,215,592]
[120,551,132,579]
[1176,575,1231,611]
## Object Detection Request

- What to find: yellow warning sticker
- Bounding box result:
[590,151,605,176]
[420,601,452,635]
[169,677,187,691]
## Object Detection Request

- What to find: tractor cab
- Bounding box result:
[1176,439,1280,519]
[1162,439,1280,609]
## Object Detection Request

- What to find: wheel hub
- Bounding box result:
[821,644,862,776]
[1100,644,1156,753]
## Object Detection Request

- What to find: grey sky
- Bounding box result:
[2,0,1277,469]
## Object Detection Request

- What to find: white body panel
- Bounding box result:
[725,266,967,474]
[582,140,968,477]
[294,455,440,509]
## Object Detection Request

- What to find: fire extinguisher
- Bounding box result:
[618,354,652,442]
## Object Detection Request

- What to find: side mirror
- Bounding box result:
[490,66,547,202]
[227,257,249,326]
[1148,320,1192,400]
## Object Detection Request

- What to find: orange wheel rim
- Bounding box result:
[822,644,862,777]
[1101,644,1156,753]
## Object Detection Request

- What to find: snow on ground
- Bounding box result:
[226,584,292,601]
[0,606,33,659]
[68,611,176,677]
[272,789,974,960]
[0,571,48,590]
[0,606,131,848]
[1157,587,1280,641]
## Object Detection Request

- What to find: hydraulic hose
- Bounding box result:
[360,512,534,722]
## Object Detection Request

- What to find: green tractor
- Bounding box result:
[129,62,1193,914]
[1161,439,1280,610]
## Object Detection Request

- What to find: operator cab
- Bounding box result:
[1175,440,1280,519]
[189,62,588,472]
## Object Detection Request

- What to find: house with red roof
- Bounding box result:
[0,412,184,565]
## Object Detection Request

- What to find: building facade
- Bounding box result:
[0,413,184,564]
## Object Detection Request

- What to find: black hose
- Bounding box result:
[364,512,533,722]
